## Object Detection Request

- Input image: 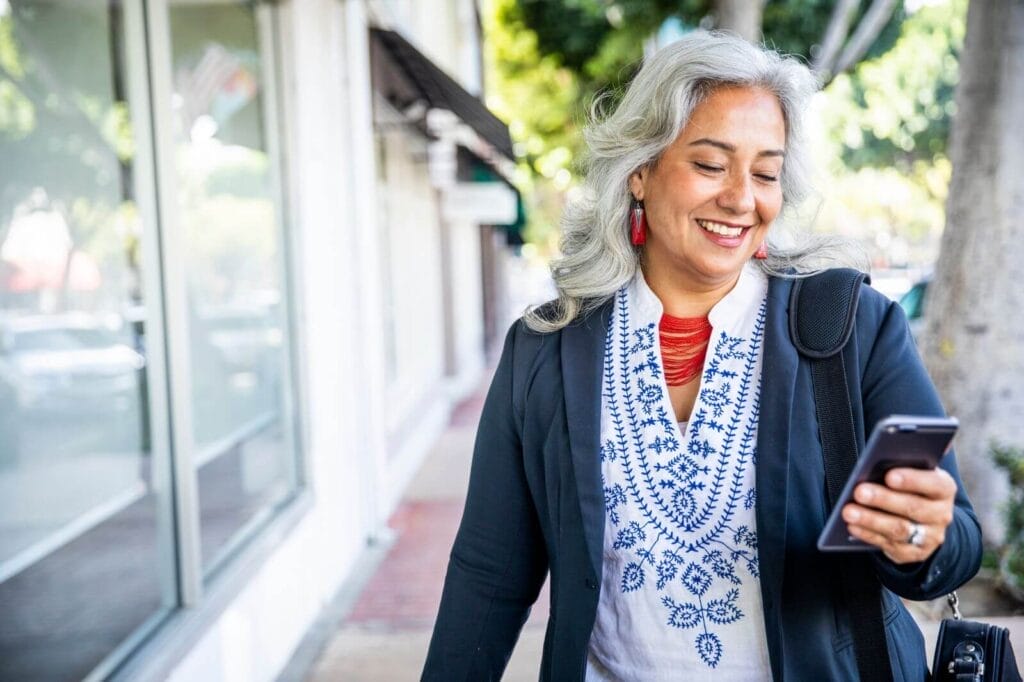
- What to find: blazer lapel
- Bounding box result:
[561,299,613,579]
[756,276,798,679]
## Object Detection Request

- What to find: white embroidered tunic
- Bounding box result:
[587,264,773,681]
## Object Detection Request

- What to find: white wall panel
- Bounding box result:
[446,217,485,400]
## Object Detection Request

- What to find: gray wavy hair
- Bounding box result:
[524,30,867,333]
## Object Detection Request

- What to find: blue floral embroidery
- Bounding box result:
[601,284,766,668]
[655,550,683,589]
[604,484,626,524]
[622,562,645,592]
[600,439,618,463]
[614,521,647,549]
[743,488,757,510]
[682,562,713,595]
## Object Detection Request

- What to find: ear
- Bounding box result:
[628,169,645,201]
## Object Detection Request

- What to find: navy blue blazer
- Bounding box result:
[423,275,982,681]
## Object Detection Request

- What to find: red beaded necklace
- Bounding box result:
[659,313,712,386]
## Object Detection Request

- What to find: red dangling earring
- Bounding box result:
[754,241,768,260]
[630,198,647,245]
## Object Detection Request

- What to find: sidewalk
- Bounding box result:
[299,375,1023,681]
[302,378,547,681]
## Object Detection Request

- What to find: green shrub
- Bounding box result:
[991,443,1024,601]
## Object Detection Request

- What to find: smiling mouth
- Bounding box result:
[696,218,752,238]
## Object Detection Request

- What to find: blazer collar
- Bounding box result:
[561,298,614,579]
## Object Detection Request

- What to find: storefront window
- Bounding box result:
[0,0,299,675]
[0,1,171,678]
[167,0,298,577]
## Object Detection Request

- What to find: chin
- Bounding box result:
[692,256,750,282]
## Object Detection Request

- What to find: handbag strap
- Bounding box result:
[947,591,963,620]
[790,269,895,681]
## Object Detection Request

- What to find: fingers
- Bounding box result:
[843,503,946,547]
[839,468,958,564]
[883,467,957,501]
[843,516,935,564]
[850,477,954,528]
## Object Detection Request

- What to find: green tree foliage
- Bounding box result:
[822,0,965,171]
[807,1,966,261]
[764,0,901,64]
[483,0,583,245]
[518,0,904,95]
[991,443,1024,600]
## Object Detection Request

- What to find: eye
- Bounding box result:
[754,172,779,183]
[694,162,723,173]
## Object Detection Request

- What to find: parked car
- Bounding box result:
[0,313,146,462]
[898,276,931,341]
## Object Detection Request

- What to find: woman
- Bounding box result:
[423,31,981,681]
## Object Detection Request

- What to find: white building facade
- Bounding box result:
[0,1,519,680]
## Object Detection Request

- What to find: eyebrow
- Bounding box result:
[688,137,785,158]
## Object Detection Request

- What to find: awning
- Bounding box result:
[452,146,525,236]
[369,27,514,161]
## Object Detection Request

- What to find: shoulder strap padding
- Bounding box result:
[788,268,869,359]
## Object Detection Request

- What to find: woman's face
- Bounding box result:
[630,86,786,291]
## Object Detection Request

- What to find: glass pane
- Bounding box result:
[167,1,298,576]
[0,1,171,679]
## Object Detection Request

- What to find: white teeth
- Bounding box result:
[697,219,744,237]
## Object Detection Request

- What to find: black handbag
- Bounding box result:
[792,270,1022,681]
[932,592,1022,682]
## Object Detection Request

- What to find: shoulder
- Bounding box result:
[857,277,896,314]
[767,268,906,349]
[854,277,907,339]
[500,301,563,394]
[516,296,614,339]
[526,299,560,325]
[505,296,613,384]
[766,268,894,315]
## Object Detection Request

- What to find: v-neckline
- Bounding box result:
[658,348,702,447]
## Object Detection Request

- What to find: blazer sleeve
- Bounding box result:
[421,321,549,681]
[857,294,983,599]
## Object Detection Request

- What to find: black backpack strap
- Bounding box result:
[790,270,868,512]
[790,269,894,682]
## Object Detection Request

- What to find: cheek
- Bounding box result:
[758,190,784,223]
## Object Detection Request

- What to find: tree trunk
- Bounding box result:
[832,0,900,74]
[922,0,1024,542]
[713,0,765,42]
[812,0,860,75]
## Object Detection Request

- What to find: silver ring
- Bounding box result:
[906,522,926,547]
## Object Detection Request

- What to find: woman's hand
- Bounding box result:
[841,467,958,564]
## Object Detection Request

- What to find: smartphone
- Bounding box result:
[817,414,959,552]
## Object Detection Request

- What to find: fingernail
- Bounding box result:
[845,508,861,522]
[857,486,873,502]
[889,472,904,486]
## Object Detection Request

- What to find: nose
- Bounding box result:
[717,172,756,215]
